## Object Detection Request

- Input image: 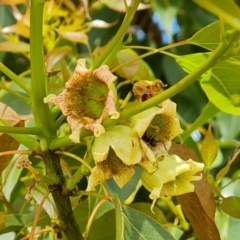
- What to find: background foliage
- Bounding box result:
[1,0,240,240]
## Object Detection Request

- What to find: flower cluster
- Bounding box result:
[45,59,204,206]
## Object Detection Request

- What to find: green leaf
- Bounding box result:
[221,196,240,219]
[201,124,218,168]
[0,79,31,115]
[215,112,240,140]
[216,159,231,182]
[130,202,167,224]
[215,208,240,240]
[122,205,176,240]
[190,21,240,60]
[0,212,50,234]
[0,214,28,234]
[88,209,116,240]
[193,0,240,31]
[73,199,89,233]
[176,53,240,115]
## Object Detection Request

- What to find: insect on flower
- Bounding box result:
[142,132,158,147]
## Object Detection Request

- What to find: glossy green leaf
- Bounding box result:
[201,124,218,168]
[193,0,240,31]
[221,196,240,219]
[177,53,240,115]
[122,205,176,240]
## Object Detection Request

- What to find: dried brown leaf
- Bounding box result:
[169,142,220,240]
[0,103,24,173]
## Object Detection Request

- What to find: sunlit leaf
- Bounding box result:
[0,103,23,173]
[177,53,240,115]
[193,0,240,31]
[221,196,240,219]
[190,21,240,60]
[0,42,29,52]
[201,124,218,168]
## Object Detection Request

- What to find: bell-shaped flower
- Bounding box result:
[141,154,204,211]
[131,100,183,157]
[44,59,119,142]
[87,125,143,190]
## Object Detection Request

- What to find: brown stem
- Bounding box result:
[42,151,83,240]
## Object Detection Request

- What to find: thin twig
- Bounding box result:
[29,191,50,240]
